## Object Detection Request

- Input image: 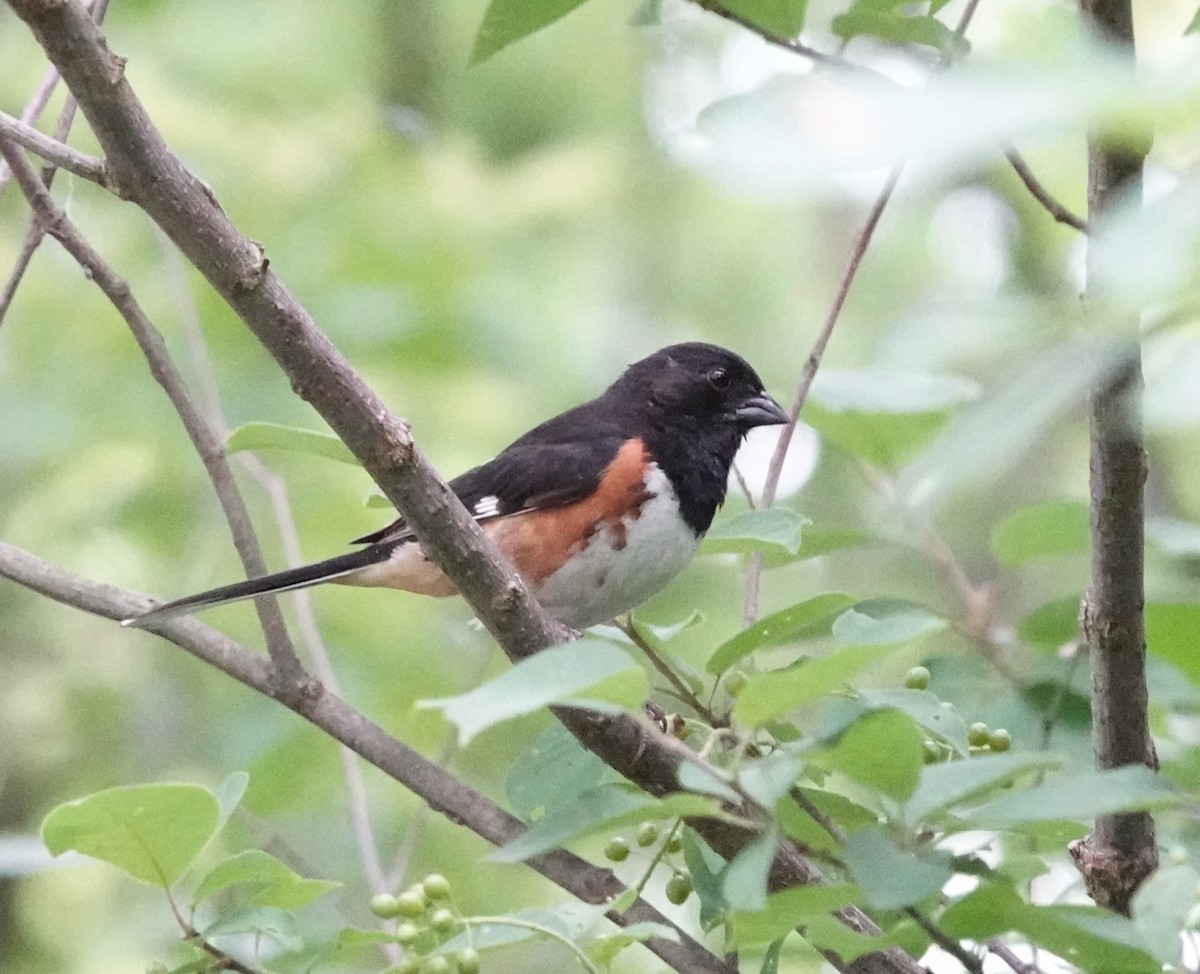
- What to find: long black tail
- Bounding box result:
[122,545,393,628]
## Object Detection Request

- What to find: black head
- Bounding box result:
[613,343,788,432]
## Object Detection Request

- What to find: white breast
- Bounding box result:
[532,464,700,629]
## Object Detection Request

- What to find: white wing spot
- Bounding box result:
[474,494,501,518]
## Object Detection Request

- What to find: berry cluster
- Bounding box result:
[370,874,480,974]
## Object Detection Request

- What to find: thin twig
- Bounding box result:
[0,62,61,195]
[0,0,107,327]
[686,0,872,74]
[0,110,107,185]
[0,134,308,692]
[742,164,903,624]
[730,462,757,509]
[988,938,1045,974]
[617,617,722,724]
[902,907,985,974]
[1006,150,1088,233]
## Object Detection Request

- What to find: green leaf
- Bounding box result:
[1187,7,1200,34]
[588,922,679,966]
[201,906,302,952]
[737,750,804,807]
[944,887,1159,974]
[841,828,952,909]
[804,370,978,470]
[824,709,924,803]
[731,883,860,948]
[854,688,969,753]
[991,501,1089,567]
[940,882,1026,939]
[214,772,249,832]
[678,762,740,802]
[968,766,1179,827]
[419,639,646,744]
[491,787,717,863]
[1132,863,1199,965]
[794,525,874,559]
[1146,602,1200,685]
[831,10,970,57]
[703,509,809,558]
[42,783,220,887]
[436,904,605,955]
[1017,597,1080,648]
[506,723,607,822]
[682,830,728,927]
[707,593,857,675]
[192,850,340,909]
[470,0,592,64]
[906,752,1062,824]
[1029,906,1160,974]
[721,829,777,912]
[335,927,399,951]
[803,911,888,962]
[777,789,877,853]
[720,0,808,36]
[226,421,357,465]
[831,600,946,646]
[733,643,902,727]
[760,938,784,974]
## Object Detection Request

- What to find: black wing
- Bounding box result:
[351,433,627,546]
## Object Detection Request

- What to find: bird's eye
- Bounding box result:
[707,368,731,390]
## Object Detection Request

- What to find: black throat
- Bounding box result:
[641,419,741,536]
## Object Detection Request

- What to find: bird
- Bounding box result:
[123,343,788,630]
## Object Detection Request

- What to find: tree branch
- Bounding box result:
[1069,0,1157,916]
[1005,149,1089,233]
[0,540,731,974]
[0,109,108,186]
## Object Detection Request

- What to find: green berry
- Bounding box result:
[370,893,401,918]
[636,822,659,847]
[904,666,931,690]
[604,837,630,862]
[923,740,942,765]
[424,958,452,974]
[456,948,482,974]
[665,872,693,905]
[664,832,683,854]
[395,957,421,974]
[423,873,452,901]
[396,921,421,945]
[396,891,427,918]
[725,671,749,697]
[967,722,991,748]
[430,908,457,934]
[988,728,1012,753]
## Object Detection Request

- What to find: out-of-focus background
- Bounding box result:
[4,0,1200,971]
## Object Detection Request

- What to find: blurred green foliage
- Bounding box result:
[5,0,1200,971]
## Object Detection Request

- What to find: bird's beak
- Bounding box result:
[732,392,789,427]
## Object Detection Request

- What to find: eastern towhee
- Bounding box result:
[124,343,788,629]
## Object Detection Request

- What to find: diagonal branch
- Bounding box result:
[0,109,108,186]
[1005,149,1089,233]
[0,540,731,974]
